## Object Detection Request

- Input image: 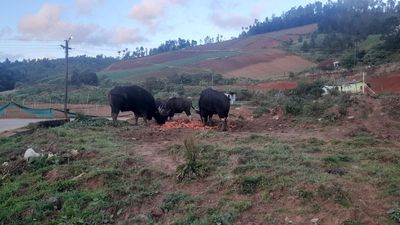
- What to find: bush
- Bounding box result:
[285,96,304,116]
[71,70,98,86]
[292,80,324,99]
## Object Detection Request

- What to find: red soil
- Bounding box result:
[252,80,298,91]
[367,74,400,93]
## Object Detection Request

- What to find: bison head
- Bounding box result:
[153,107,170,125]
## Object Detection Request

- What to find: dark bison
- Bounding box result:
[196,88,230,131]
[108,85,168,125]
[166,97,193,121]
[155,98,167,111]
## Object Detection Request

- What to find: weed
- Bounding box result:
[176,137,208,182]
[239,175,269,194]
[318,185,352,207]
[342,219,363,225]
[345,135,377,147]
[387,208,400,223]
[323,155,353,165]
[297,189,314,202]
[160,192,196,213]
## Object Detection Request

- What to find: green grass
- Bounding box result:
[1,118,400,224]
[0,120,160,225]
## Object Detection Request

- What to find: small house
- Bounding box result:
[323,81,366,95]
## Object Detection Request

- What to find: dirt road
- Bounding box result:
[0,119,49,133]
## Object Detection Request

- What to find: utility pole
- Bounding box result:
[60,37,72,119]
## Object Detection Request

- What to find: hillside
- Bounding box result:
[100,24,318,81]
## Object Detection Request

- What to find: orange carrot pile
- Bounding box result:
[161,120,212,129]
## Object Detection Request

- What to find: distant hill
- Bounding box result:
[100,24,317,81]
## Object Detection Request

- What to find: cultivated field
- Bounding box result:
[100,24,318,81]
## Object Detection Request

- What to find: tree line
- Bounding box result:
[0,55,116,92]
[119,34,225,60]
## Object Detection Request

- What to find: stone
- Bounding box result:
[285,216,293,224]
[70,149,79,156]
[311,218,319,224]
[2,162,9,167]
[47,196,64,210]
[24,148,41,160]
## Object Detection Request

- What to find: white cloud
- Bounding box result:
[209,1,266,30]
[19,4,62,35]
[128,0,184,30]
[210,13,251,29]
[75,0,104,15]
[18,3,145,46]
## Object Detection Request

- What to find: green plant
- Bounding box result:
[388,208,400,223]
[239,175,268,194]
[160,192,195,212]
[342,219,363,225]
[176,137,208,182]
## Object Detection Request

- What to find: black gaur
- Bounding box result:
[196,88,230,131]
[108,85,168,125]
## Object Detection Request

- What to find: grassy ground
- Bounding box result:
[1,115,399,225]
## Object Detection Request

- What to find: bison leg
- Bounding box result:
[222,118,228,131]
[111,113,118,122]
[143,117,148,125]
[201,116,207,125]
[185,111,191,121]
[134,113,139,125]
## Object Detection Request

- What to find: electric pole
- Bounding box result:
[60,37,72,119]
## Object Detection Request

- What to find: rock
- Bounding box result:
[2,162,9,167]
[70,149,79,156]
[151,207,163,219]
[47,196,64,210]
[285,216,293,224]
[273,115,280,120]
[72,172,86,181]
[311,218,319,224]
[47,153,55,158]
[23,148,41,160]
[347,116,355,120]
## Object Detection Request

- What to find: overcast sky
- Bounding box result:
[0,0,327,61]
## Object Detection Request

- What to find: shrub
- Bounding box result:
[292,80,325,99]
[285,96,304,116]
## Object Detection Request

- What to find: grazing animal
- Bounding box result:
[155,98,167,111]
[108,85,168,125]
[196,88,230,131]
[166,97,193,121]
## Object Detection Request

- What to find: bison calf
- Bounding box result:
[166,97,193,121]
